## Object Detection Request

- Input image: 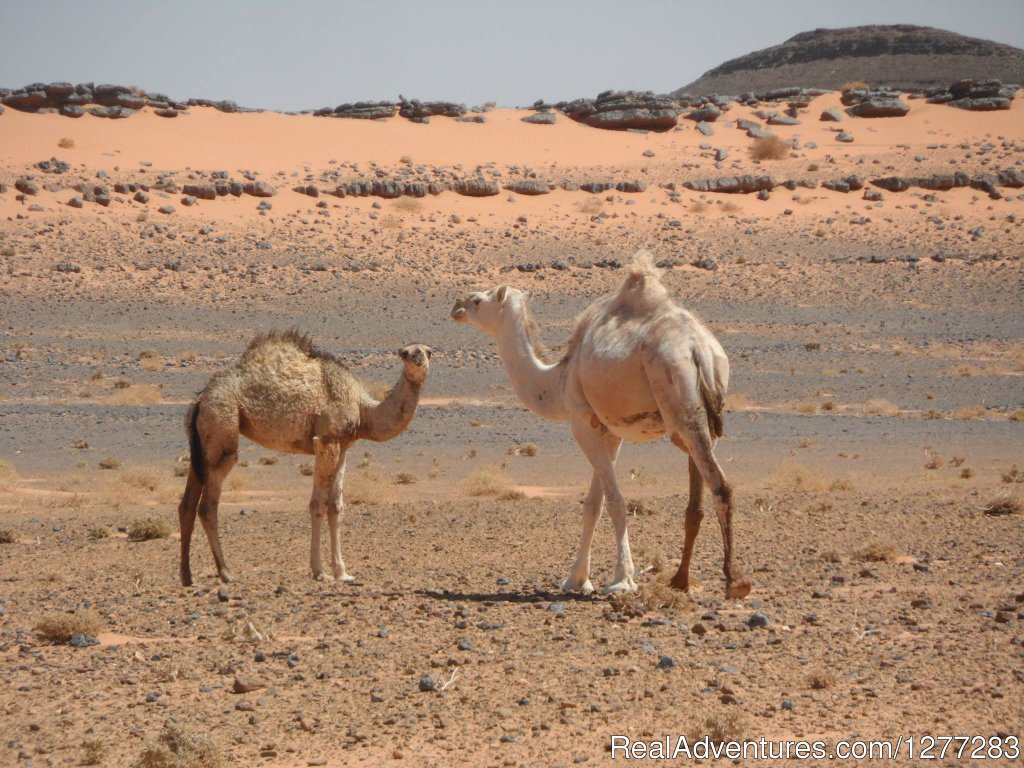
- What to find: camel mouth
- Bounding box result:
[450,301,468,322]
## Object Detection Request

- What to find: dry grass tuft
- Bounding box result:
[808,668,837,689]
[58,137,75,149]
[258,455,279,466]
[749,134,789,161]
[0,459,18,489]
[0,528,20,544]
[82,739,108,766]
[98,456,121,470]
[983,496,1021,516]
[299,462,314,476]
[104,383,162,405]
[394,472,417,485]
[687,709,748,744]
[719,200,741,214]
[462,464,516,497]
[1001,465,1023,484]
[122,468,163,492]
[796,400,819,414]
[610,577,683,613]
[507,443,539,457]
[839,80,869,93]
[577,197,604,215]
[951,405,987,420]
[399,154,413,165]
[688,199,709,214]
[924,453,944,470]
[133,724,224,768]
[864,398,899,416]
[345,472,388,505]
[770,461,852,493]
[393,196,423,214]
[1009,409,1024,422]
[128,516,172,541]
[34,609,102,643]
[88,525,111,540]
[855,540,898,562]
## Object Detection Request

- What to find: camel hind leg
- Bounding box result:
[643,350,751,599]
[192,402,239,584]
[668,454,705,592]
[178,468,203,586]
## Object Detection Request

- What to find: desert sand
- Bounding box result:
[0,94,1022,766]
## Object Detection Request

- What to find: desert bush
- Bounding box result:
[0,459,18,488]
[864,398,899,416]
[462,464,515,497]
[1009,409,1024,422]
[749,135,789,161]
[258,455,279,466]
[299,462,314,476]
[393,196,422,214]
[34,609,102,642]
[82,739,108,765]
[610,577,681,613]
[395,472,417,485]
[855,540,897,562]
[688,200,708,214]
[345,472,387,505]
[960,467,975,479]
[984,496,1021,516]
[399,154,413,165]
[720,200,741,214]
[88,525,111,540]
[924,453,944,470]
[128,516,172,541]
[1001,465,1023,484]
[687,709,748,744]
[122,468,163,492]
[0,528,19,544]
[808,668,837,689]
[796,400,819,414]
[807,162,819,172]
[577,197,604,215]
[507,443,538,457]
[952,405,987,420]
[58,137,75,149]
[104,383,162,405]
[133,724,224,768]
[98,457,121,470]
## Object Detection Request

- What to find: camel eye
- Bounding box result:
[472,297,481,306]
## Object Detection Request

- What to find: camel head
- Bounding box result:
[398,344,432,384]
[450,285,527,338]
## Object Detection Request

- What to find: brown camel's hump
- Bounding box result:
[241,329,350,370]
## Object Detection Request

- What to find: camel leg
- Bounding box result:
[561,434,622,594]
[197,453,237,584]
[644,355,751,600]
[177,468,203,586]
[570,416,636,594]
[326,449,354,582]
[309,437,340,581]
[669,454,704,592]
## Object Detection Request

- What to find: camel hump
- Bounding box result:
[627,249,662,281]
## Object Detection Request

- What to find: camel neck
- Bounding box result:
[495,318,569,421]
[360,374,421,442]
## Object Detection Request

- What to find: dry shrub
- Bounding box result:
[688,200,708,214]
[924,453,944,470]
[820,400,836,412]
[807,162,819,172]
[949,455,966,467]
[122,468,163,492]
[959,467,975,479]
[34,609,102,642]
[393,196,422,214]
[610,577,682,613]
[984,496,1021,516]
[1009,409,1024,422]
[98,456,121,470]
[725,393,754,411]
[463,464,515,497]
[0,459,18,488]
[394,472,417,485]
[632,544,667,574]
[749,135,789,161]
[345,472,388,505]
[82,739,108,765]
[577,197,604,215]
[0,528,19,544]
[820,549,843,564]
[133,724,224,768]
[839,80,869,93]
[688,709,748,744]
[379,216,403,229]
[399,154,413,165]
[952,405,987,420]
[864,398,899,416]
[1001,465,1023,484]
[855,540,897,562]
[299,462,314,476]
[796,400,819,414]
[88,525,111,540]
[58,137,75,149]
[128,516,172,541]
[104,383,162,405]
[719,200,741,214]
[258,455,279,466]
[808,668,837,689]
[226,473,248,492]
[507,443,538,457]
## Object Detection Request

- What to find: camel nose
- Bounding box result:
[450,298,467,322]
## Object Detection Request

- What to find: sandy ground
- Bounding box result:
[0,96,1022,767]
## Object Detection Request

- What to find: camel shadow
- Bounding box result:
[414,588,599,605]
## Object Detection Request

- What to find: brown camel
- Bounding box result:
[451,250,750,599]
[177,330,431,586]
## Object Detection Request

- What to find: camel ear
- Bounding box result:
[425,348,433,359]
[495,286,508,303]
[522,290,532,302]
[398,348,409,360]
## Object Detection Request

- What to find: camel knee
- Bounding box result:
[709,481,733,509]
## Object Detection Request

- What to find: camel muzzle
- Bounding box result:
[450,299,468,322]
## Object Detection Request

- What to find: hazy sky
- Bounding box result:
[2,1,1022,110]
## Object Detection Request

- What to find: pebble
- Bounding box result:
[233,675,267,694]
[747,611,771,629]
[656,655,676,670]
[419,675,438,692]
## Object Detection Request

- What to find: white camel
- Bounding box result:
[451,250,750,599]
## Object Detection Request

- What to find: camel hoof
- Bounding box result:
[726,579,752,600]
[180,572,193,588]
[219,570,234,584]
[668,574,689,592]
[337,573,356,583]
[561,577,594,595]
[601,578,638,595]
[313,572,327,582]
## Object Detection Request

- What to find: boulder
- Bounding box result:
[683,175,775,194]
[452,178,499,197]
[685,104,721,122]
[67,195,84,208]
[328,101,398,119]
[847,98,910,118]
[870,176,914,192]
[561,90,680,132]
[522,112,555,125]
[243,181,276,197]
[293,184,319,197]
[154,108,179,118]
[183,183,217,200]
[615,180,647,193]
[917,173,969,190]
[60,104,85,118]
[506,179,552,195]
[15,179,40,195]
[88,106,135,119]
[819,107,844,122]
[399,96,466,119]
[3,88,48,111]
[580,181,615,193]
[695,121,714,136]
[134,190,150,203]
[767,114,800,125]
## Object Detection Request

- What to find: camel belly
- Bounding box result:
[579,354,665,443]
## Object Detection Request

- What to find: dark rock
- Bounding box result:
[182,183,216,200]
[60,104,85,118]
[836,131,854,142]
[293,184,319,197]
[154,108,179,118]
[506,179,551,196]
[45,82,75,99]
[616,180,647,193]
[686,104,722,122]
[871,176,914,192]
[134,190,150,203]
[67,195,84,208]
[917,172,969,190]
[456,115,485,123]
[847,98,910,118]
[243,181,276,197]
[233,676,266,694]
[683,175,775,194]
[747,611,771,628]
[326,101,398,120]
[768,114,800,125]
[692,257,718,271]
[15,179,39,195]
[88,106,135,119]
[562,90,680,132]
[158,205,175,215]
[656,655,676,670]
[695,121,714,136]
[863,188,883,201]
[820,107,844,121]
[229,181,244,196]
[453,178,499,197]
[399,96,466,119]
[418,675,439,692]
[522,112,556,125]
[580,181,615,193]
[69,634,99,647]
[949,97,1012,111]
[181,195,197,206]
[36,157,70,174]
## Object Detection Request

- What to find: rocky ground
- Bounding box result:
[0,96,1022,767]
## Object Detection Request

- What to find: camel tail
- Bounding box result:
[186,400,205,483]
[694,351,725,439]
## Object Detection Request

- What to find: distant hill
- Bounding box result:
[678,25,1024,96]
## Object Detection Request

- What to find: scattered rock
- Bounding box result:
[522,112,556,125]
[233,676,267,694]
[243,181,276,198]
[453,178,499,197]
[820,107,844,121]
